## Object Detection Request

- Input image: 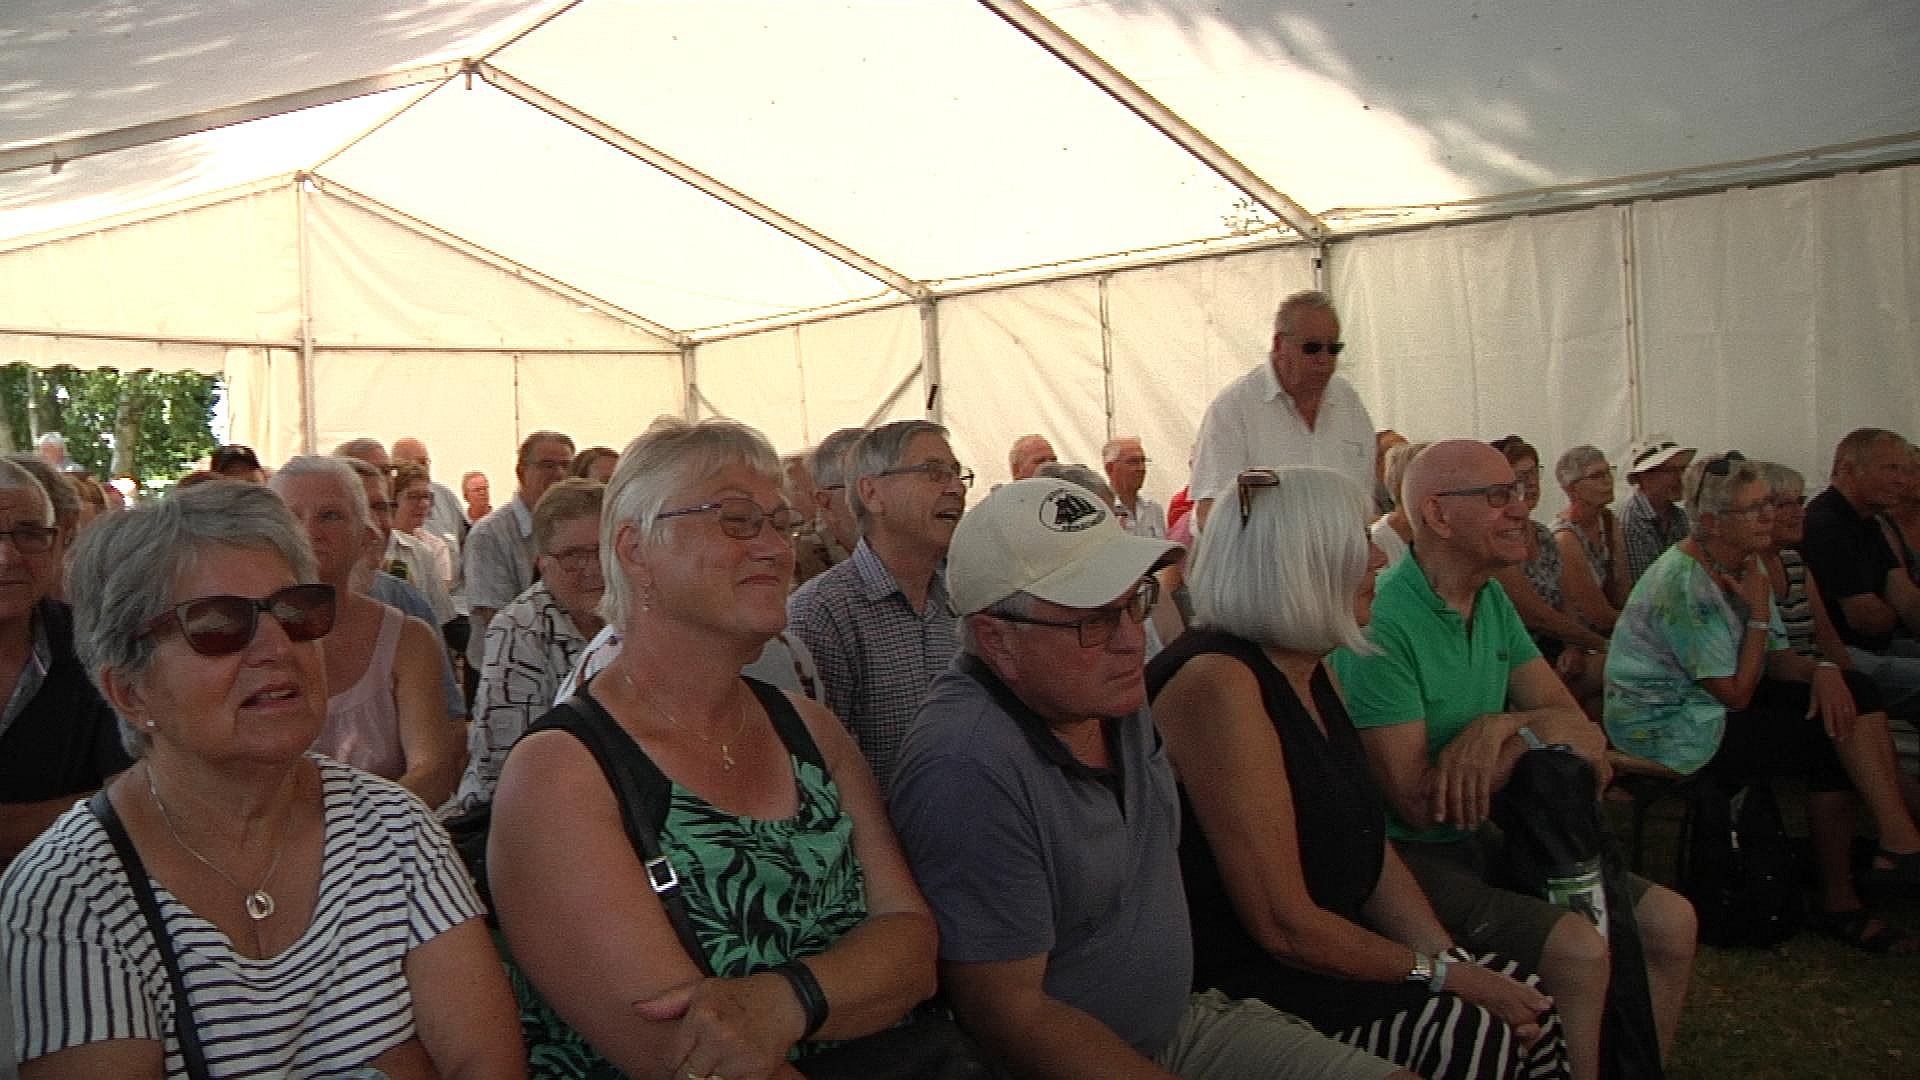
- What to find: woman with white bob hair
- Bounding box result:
[488,418,937,1079]
[0,481,522,1077]
[1147,466,1569,1080]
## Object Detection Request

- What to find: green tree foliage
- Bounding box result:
[0,364,218,482]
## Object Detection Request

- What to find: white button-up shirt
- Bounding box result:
[1190,361,1376,506]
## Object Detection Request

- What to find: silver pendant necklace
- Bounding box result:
[621,666,752,771]
[146,767,292,921]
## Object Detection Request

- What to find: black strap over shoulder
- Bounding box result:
[530,675,826,977]
[88,789,214,1080]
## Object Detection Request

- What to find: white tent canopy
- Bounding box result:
[4,0,1918,506]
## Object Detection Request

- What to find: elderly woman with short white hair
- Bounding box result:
[1551,445,1630,635]
[0,482,522,1076]
[489,419,936,1079]
[1607,452,1920,953]
[1149,466,1568,1079]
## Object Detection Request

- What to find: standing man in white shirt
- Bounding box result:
[1103,436,1166,539]
[1190,290,1375,531]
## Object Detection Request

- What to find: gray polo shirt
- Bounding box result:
[462,495,537,667]
[888,655,1191,1058]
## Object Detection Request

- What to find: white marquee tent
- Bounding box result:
[4,0,1919,508]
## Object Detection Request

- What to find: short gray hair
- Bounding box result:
[810,427,869,491]
[599,418,781,629]
[269,455,371,535]
[1382,440,1431,510]
[958,591,1039,656]
[1034,462,1115,508]
[1101,436,1142,466]
[1757,461,1804,496]
[6,454,78,529]
[1684,453,1767,524]
[1553,445,1608,489]
[0,458,54,525]
[518,430,575,468]
[533,478,605,554]
[67,481,316,758]
[1188,466,1376,655]
[1273,289,1334,336]
[332,437,387,463]
[847,420,949,526]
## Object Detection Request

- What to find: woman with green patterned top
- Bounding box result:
[489,419,938,1080]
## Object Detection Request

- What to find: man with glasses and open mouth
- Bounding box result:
[1190,289,1377,533]
[788,420,972,792]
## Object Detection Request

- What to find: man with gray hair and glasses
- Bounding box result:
[1191,290,1376,532]
[788,420,969,790]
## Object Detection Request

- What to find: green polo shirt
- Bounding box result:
[1331,554,1539,844]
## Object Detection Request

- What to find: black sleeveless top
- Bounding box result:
[1145,628,1390,1016]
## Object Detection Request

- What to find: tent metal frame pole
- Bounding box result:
[920,299,943,422]
[977,0,1325,241]
[295,179,318,454]
[1098,274,1116,441]
[476,62,927,300]
[864,365,925,429]
[0,326,294,350]
[316,178,686,344]
[0,62,465,176]
[682,344,700,422]
[1621,203,1644,441]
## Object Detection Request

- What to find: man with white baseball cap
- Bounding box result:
[1621,435,1696,585]
[888,480,1410,1080]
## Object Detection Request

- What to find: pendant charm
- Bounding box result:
[245,890,276,921]
[721,746,735,771]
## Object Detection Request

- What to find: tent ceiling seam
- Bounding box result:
[476,60,928,300]
[975,0,1325,241]
[0,61,466,177]
[0,173,298,255]
[313,177,689,345]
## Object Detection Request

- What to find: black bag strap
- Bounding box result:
[529,675,827,978]
[87,789,214,1080]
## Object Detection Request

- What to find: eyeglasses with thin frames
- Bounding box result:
[1435,482,1522,509]
[876,460,974,489]
[657,497,804,540]
[0,525,59,555]
[135,583,338,656]
[545,545,601,573]
[989,578,1159,649]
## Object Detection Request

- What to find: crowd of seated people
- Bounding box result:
[8,343,1920,1075]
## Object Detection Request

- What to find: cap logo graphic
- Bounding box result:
[1039,488,1106,532]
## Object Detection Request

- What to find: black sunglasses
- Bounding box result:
[135,584,338,656]
[1688,450,1746,504]
[1298,340,1345,356]
[1237,469,1280,526]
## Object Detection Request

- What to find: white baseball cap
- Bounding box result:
[947,479,1182,616]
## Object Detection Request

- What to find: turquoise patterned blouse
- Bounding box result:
[1603,545,1786,774]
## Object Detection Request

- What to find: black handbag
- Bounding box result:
[1492,745,1666,1080]
[535,681,1004,1080]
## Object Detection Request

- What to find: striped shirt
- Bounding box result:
[1,758,482,1076]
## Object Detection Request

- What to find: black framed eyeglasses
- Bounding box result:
[0,525,59,555]
[657,497,804,540]
[135,583,337,656]
[1237,468,1280,526]
[1435,482,1521,509]
[1296,340,1345,356]
[989,578,1159,649]
[876,461,974,489]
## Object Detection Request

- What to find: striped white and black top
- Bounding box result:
[1,756,483,1076]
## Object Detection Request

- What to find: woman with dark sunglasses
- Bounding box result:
[489,419,938,1080]
[1149,466,1570,1080]
[1606,453,1920,953]
[0,481,524,1077]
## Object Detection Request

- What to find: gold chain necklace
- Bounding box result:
[146,766,294,921]
[621,666,753,771]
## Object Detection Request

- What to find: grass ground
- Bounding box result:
[1606,787,1920,1079]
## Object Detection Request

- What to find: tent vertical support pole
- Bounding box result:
[1621,203,1644,440]
[295,176,317,453]
[1098,274,1116,441]
[919,299,942,423]
[681,342,698,421]
[1313,240,1330,294]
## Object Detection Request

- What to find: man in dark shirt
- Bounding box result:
[1,463,129,869]
[1799,427,1920,711]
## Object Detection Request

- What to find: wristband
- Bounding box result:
[1815,659,1839,670]
[1429,952,1452,994]
[773,960,829,1041]
[1746,619,1770,633]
